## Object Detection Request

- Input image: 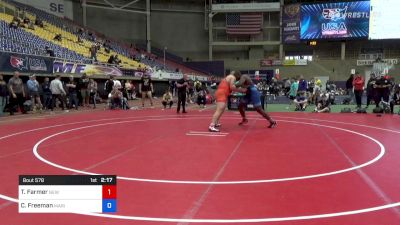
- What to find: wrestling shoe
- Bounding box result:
[268,121,277,128]
[238,118,248,125]
[208,125,220,132]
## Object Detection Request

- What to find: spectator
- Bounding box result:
[297,75,308,93]
[23,16,30,24]
[41,77,52,110]
[0,74,7,116]
[161,89,173,110]
[78,73,90,107]
[34,17,44,28]
[9,20,19,29]
[197,85,207,109]
[28,21,35,30]
[88,79,98,109]
[314,92,331,113]
[346,74,354,103]
[104,76,114,95]
[54,34,62,41]
[288,78,298,107]
[312,78,322,104]
[88,32,96,42]
[374,74,391,108]
[390,84,400,114]
[169,80,176,96]
[366,74,377,108]
[352,72,365,109]
[308,78,315,94]
[50,75,67,112]
[66,76,78,110]
[187,79,194,104]
[114,55,121,65]
[194,79,202,93]
[294,92,308,111]
[8,71,26,115]
[284,78,291,96]
[89,45,97,62]
[77,27,84,35]
[258,80,268,110]
[125,80,133,100]
[110,86,123,109]
[112,76,122,90]
[107,55,115,64]
[120,80,128,99]
[45,46,55,57]
[27,74,42,112]
[131,80,137,99]
[139,74,154,108]
[269,78,279,100]
[77,36,83,43]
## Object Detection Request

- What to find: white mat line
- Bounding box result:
[186,133,227,137]
[189,131,229,135]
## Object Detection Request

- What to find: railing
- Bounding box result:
[0,49,87,64]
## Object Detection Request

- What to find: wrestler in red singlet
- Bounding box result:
[209,71,242,132]
[215,78,232,103]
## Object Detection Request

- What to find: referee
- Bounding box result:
[176,74,188,113]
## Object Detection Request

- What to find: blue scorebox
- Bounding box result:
[102,199,117,213]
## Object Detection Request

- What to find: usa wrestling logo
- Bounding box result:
[10,56,28,70]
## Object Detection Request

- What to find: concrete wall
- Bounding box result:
[71,0,282,61]
[72,0,208,58]
[150,9,208,60]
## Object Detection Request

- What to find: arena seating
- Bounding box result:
[0,15,89,62]
[0,0,206,75]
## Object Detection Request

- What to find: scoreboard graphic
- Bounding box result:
[19,175,117,213]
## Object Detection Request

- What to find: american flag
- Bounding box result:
[226,13,263,35]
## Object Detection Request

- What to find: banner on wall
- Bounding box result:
[133,70,210,81]
[356,59,398,66]
[283,59,308,66]
[0,52,53,73]
[260,59,307,66]
[53,61,123,76]
[14,0,73,20]
[282,3,301,44]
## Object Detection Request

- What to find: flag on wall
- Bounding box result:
[226,13,263,35]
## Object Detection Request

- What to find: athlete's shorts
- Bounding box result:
[242,85,262,107]
[215,89,229,103]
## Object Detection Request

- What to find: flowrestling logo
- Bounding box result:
[300,1,370,40]
[322,6,348,35]
[322,7,347,21]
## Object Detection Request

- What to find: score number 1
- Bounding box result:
[102,185,116,199]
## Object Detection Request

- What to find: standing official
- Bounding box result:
[176,74,189,113]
